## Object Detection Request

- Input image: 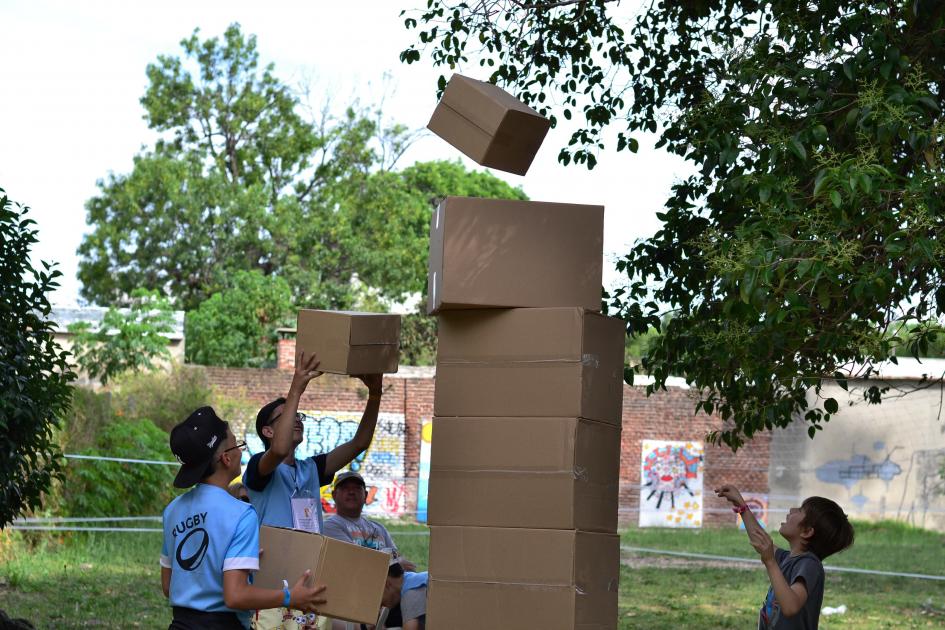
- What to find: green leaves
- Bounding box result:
[0,189,76,527]
[68,289,175,385]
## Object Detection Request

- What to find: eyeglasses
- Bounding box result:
[220,441,246,460]
[270,411,304,425]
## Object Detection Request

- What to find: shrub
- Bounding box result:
[62,418,179,518]
[111,364,213,433]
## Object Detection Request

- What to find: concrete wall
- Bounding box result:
[769,380,945,531]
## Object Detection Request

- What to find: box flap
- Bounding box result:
[438,74,521,135]
[426,202,447,314]
[428,579,588,630]
[427,104,493,167]
[347,313,401,346]
[317,537,389,624]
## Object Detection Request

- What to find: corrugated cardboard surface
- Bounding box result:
[425,197,604,314]
[296,309,400,375]
[429,526,618,586]
[427,74,550,176]
[255,526,389,624]
[434,308,625,424]
[428,417,620,532]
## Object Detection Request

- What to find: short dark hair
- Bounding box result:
[388,562,405,578]
[255,398,286,449]
[800,496,855,560]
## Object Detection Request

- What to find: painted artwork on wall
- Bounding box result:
[737,493,769,529]
[245,410,407,517]
[416,419,433,523]
[639,439,705,528]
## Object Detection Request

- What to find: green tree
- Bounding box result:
[68,289,176,385]
[78,25,525,314]
[0,188,75,527]
[185,270,292,367]
[403,1,945,448]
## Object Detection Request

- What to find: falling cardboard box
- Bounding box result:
[295,310,401,375]
[428,415,620,532]
[254,526,390,625]
[427,526,619,630]
[434,308,625,425]
[427,73,551,176]
[427,197,604,315]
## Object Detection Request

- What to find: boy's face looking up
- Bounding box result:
[262,404,305,447]
[779,506,814,545]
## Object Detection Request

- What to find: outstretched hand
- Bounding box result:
[714,484,745,507]
[293,351,323,390]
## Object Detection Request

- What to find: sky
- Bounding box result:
[0,0,689,307]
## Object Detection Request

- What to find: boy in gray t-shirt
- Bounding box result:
[716,485,854,630]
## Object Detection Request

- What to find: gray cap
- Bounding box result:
[332,470,366,490]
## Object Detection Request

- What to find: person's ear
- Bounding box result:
[262,425,274,440]
[800,526,815,542]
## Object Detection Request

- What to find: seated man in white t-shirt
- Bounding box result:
[323,472,424,629]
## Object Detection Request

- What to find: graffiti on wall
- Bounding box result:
[245,410,406,517]
[737,493,769,530]
[639,440,704,528]
[815,443,903,489]
[416,419,433,523]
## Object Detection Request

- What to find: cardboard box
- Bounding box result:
[427,73,551,176]
[427,527,619,630]
[428,416,620,532]
[254,526,389,625]
[435,308,625,424]
[296,310,400,375]
[426,197,604,314]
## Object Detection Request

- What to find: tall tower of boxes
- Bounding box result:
[423,196,625,630]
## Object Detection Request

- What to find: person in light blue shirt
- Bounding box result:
[161,407,327,630]
[244,351,383,630]
[243,350,383,533]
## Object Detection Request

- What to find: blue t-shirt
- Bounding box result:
[243,452,330,531]
[160,484,259,622]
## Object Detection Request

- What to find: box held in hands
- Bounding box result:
[295,310,400,375]
[254,526,390,625]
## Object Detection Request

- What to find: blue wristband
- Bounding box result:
[282,580,291,608]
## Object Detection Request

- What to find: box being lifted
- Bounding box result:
[295,310,400,375]
[427,73,551,176]
[254,526,390,625]
[427,197,604,315]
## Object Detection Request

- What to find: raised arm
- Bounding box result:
[715,485,766,538]
[258,350,322,476]
[324,374,383,479]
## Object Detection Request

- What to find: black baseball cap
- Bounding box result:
[170,406,228,488]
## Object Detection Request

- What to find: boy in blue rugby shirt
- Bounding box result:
[162,407,327,630]
[244,350,383,629]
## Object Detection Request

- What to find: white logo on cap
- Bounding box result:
[207,435,218,449]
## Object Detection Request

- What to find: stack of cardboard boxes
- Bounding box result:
[422,89,626,627]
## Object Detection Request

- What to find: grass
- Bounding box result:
[1,521,942,629]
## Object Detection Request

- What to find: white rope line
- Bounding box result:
[15,516,163,523]
[620,545,945,581]
[64,453,178,466]
[11,526,162,532]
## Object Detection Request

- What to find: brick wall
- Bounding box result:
[198,365,769,526]
[620,384,770,526]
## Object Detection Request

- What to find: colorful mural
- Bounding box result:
[245,410,407,517]
[737,493,769,530]
[416,419,433,523]
[639,439,705,528]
